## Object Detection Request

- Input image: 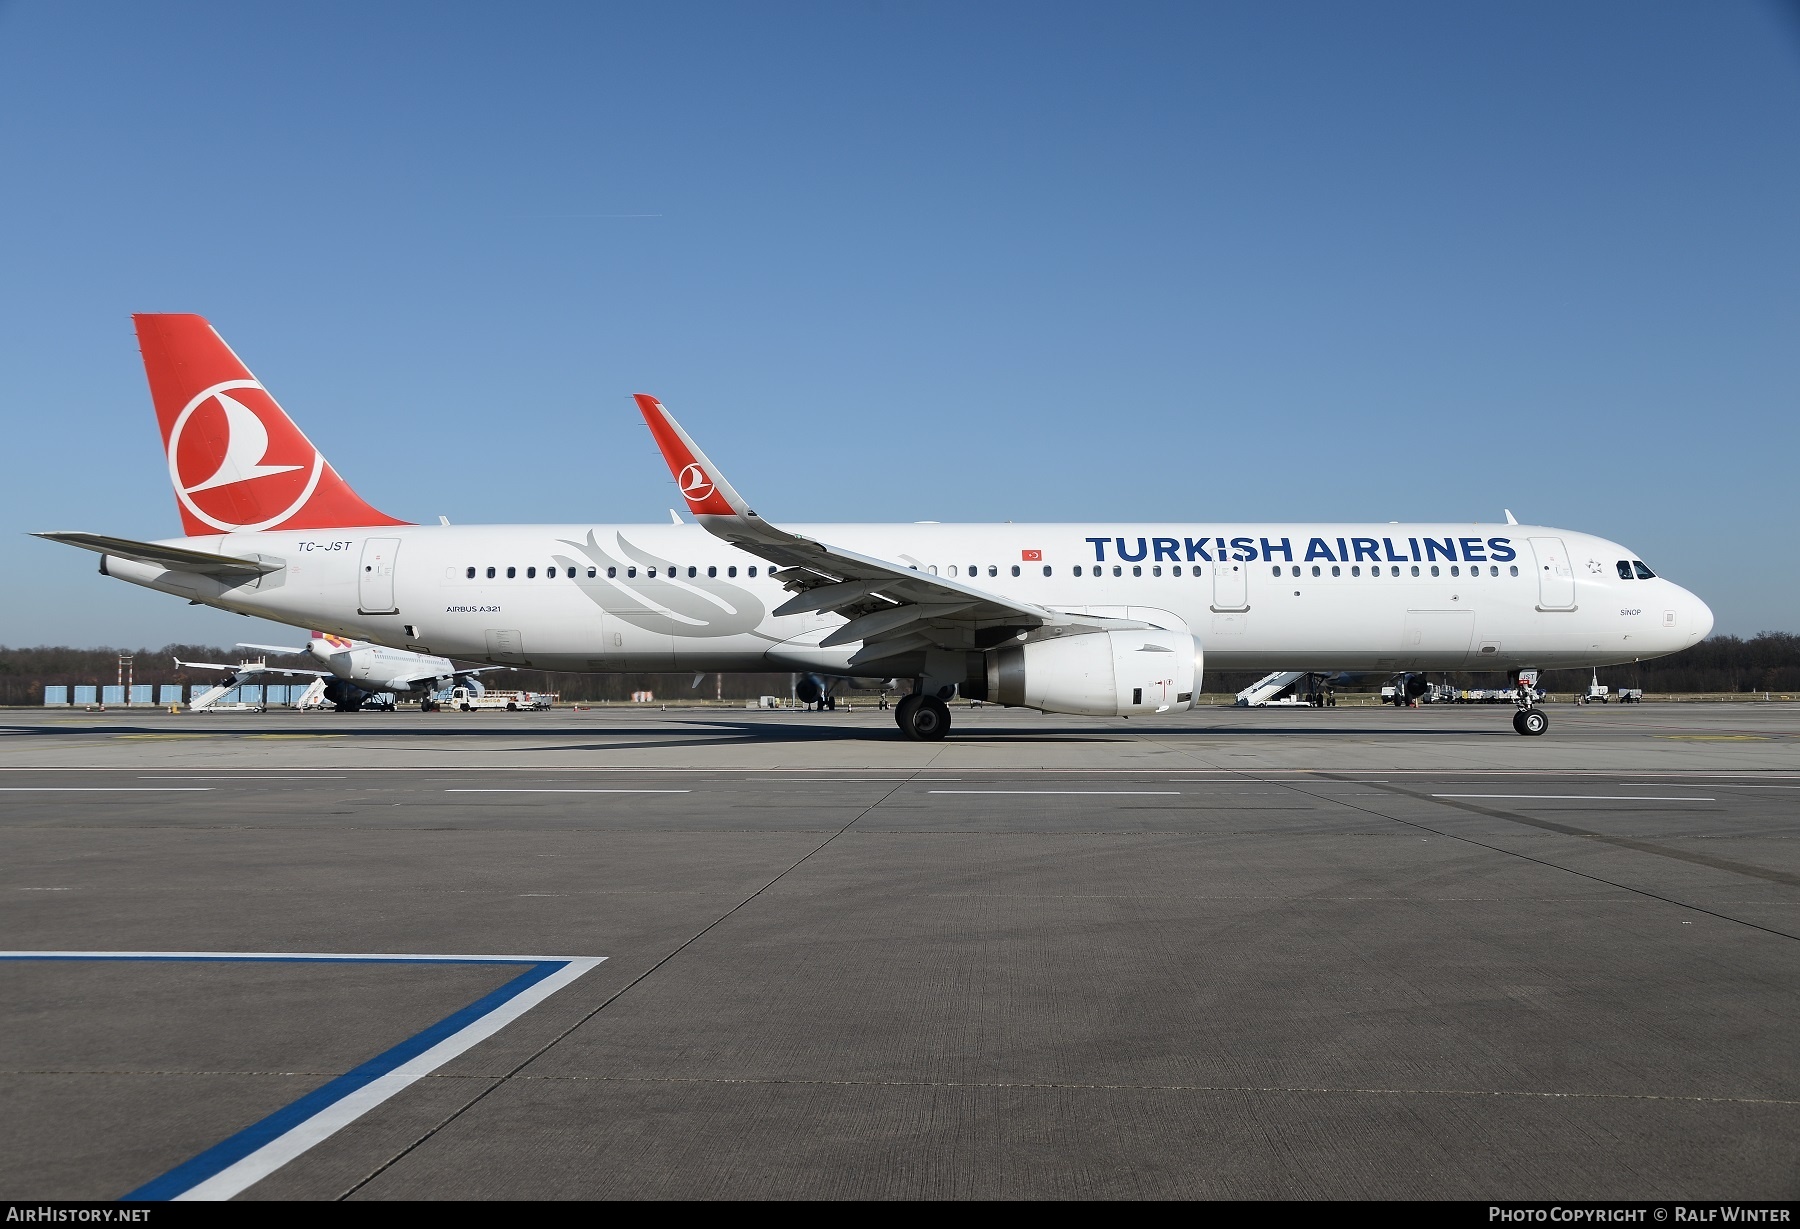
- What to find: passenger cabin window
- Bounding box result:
[1133,565,1143,577]
[988,565,997,577]
[1450,565,1459,577]
[1042,565,1052,576]
[465,566,476,578]
[1330,565,1339,577]
[1074,565,1083,577]
[688,566,697,578]
[1410,565,1420,576]
[748,566,757,577]
[527,566,537,578]
[607,567,616,578]
[1510,565,1520,576]
[1011,565,1021,577]
[1351,566,1361,577]
[486,566,496,579]
[1271,566,1281,577]
[586,567,596,578]
[727,566,736,577]
[1173,565,1183,577]
[1633,561,1656,579]
[1429,565,1439,577]
[1111,565,1122,577]
[948,566,958,577]
[708,566,717,577]
[506,566,516,579]
[627,567,636,578]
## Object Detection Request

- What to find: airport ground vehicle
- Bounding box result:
[36,315,1713,740]
[438,687,553,712]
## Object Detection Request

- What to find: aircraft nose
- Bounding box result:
[1690,592,1714,642]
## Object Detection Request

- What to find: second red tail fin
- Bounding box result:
[135,314,408,535]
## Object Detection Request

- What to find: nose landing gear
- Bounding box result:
[1511,669,1547,735]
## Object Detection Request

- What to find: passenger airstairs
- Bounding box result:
[188,677,263,712]
[1235,671,1308,707]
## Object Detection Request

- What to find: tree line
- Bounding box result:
[2,633,1796,706]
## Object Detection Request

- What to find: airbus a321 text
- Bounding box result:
[36,315,1712,739]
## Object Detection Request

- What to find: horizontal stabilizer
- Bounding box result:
[34,532,280,578]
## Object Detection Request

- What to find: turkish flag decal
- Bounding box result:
[1021,549,1043,561]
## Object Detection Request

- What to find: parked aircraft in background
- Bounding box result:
[179,631,508,711]
[37,314,1712,738]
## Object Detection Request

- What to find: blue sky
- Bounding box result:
[1,0,1796,647]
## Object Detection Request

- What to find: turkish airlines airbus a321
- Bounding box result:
[36,315,1712,739]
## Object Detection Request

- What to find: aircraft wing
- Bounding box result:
[635,395,1138,666]
[385,665,512,689]
[173,657,328,679]
[34,532,281,579]
[237,642,306,655]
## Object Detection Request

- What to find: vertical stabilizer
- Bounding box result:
[134,314,408,535]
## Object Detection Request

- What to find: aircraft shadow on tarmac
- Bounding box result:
[0,717,1505,744]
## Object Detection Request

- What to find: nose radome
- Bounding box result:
[1681,589,1714,643]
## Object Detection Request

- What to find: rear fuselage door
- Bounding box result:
[359,537,400,614]
[1529,537,1576,610]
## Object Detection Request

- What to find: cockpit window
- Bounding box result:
[1616,561,1633,580]
[1633,560,1656,579]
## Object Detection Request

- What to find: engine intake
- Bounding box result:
[986,629,1201,717]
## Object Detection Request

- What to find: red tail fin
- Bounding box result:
[134,314,408,535]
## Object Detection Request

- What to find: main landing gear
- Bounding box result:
[1512,708,1548,736]
[895,693,951,741]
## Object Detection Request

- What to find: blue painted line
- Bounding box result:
[2,952,589,1200]
[1,955,532,964]
[120,959,566,1200]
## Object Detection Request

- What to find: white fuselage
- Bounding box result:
[304,638,456,690]
[101,521,1713,678]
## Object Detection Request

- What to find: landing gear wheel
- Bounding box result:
[896,694,951,740]
[1513,709,1548,736]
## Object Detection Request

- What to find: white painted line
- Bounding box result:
[0,787,212,792]
[1433,794,1715,802]
[4,951,605,1202]
[139,776,348,781]
[442,788,687,798]
[175,956,604,1201]
[1619,784,1800,789]
[930,790,1181,796]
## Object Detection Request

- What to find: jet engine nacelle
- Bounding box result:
[986,629,1201,717]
